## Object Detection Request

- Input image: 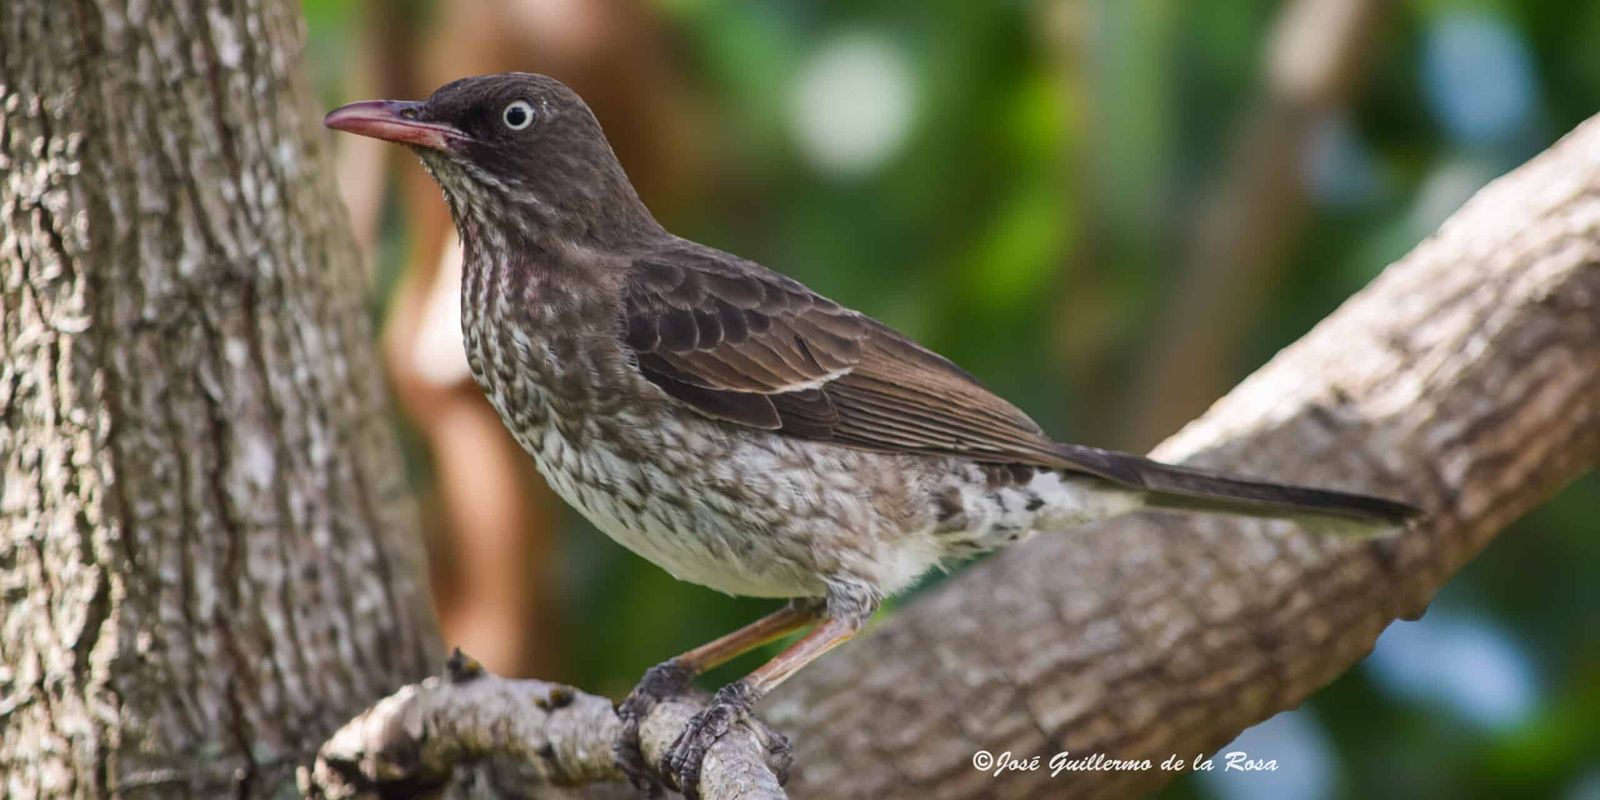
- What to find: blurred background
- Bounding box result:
[302,0,1599,797]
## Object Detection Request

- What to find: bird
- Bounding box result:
[324,73,1419,796]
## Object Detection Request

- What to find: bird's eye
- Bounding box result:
[502,100,535,131]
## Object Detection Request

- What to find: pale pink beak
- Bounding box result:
[323,100,467,150]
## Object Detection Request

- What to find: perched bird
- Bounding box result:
[325,73,1418,795]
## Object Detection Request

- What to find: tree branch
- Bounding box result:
[306,654,786,799]
[771,115,1600,797]
[308,114,1600,798]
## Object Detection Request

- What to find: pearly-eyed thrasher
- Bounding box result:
[325,73,1417,795]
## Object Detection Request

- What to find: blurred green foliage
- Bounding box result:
[303,1,1598,797]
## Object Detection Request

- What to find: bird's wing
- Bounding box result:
[617,244,1422,525]
[619,244,1103,473]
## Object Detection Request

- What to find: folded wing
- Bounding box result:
[620,242,1088,471]
[616,241,1421,527]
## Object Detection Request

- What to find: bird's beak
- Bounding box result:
[323,100,466,151]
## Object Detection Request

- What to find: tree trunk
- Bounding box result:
[0,1,439,796]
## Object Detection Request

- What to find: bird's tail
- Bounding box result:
[1053,445,1421,538]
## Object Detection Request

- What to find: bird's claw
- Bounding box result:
[764,723,794,786]
[615,660,695,796]
[665,681,786,799]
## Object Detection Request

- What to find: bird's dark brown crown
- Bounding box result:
[410,73,661,244]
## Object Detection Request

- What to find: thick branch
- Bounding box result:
[770,116,1599,797]
[310,115,1599,798]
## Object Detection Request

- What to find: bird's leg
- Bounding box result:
[665,585,876,798]
[614,598,823,794]
[678,597,826,675]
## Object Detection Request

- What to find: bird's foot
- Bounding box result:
[615,660,695,796]
[665,680,788,799]
[763,721,795,786]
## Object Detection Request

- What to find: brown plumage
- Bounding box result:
[623,241,1055,457]
[325,72,1420,796]
[622,238,1414,524]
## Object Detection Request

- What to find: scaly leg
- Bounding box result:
[664,586,876,798]
[614,598,824,793]
[679,598,826,674]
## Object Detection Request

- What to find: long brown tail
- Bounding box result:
[1052,443,1421,533]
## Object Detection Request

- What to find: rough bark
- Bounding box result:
[773,114,1600,798]
[308,112,1598,799]
[0,1,439,797]
[309,654,783,800]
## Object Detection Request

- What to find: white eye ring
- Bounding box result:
[502,100,535,130]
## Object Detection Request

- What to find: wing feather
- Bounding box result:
[621,242,1074,470]
[615,243,1421,524]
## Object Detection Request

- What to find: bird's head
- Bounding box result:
[325,72,657,243]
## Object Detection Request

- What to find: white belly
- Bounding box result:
[464,298,947,599]
[515,408,833,599]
